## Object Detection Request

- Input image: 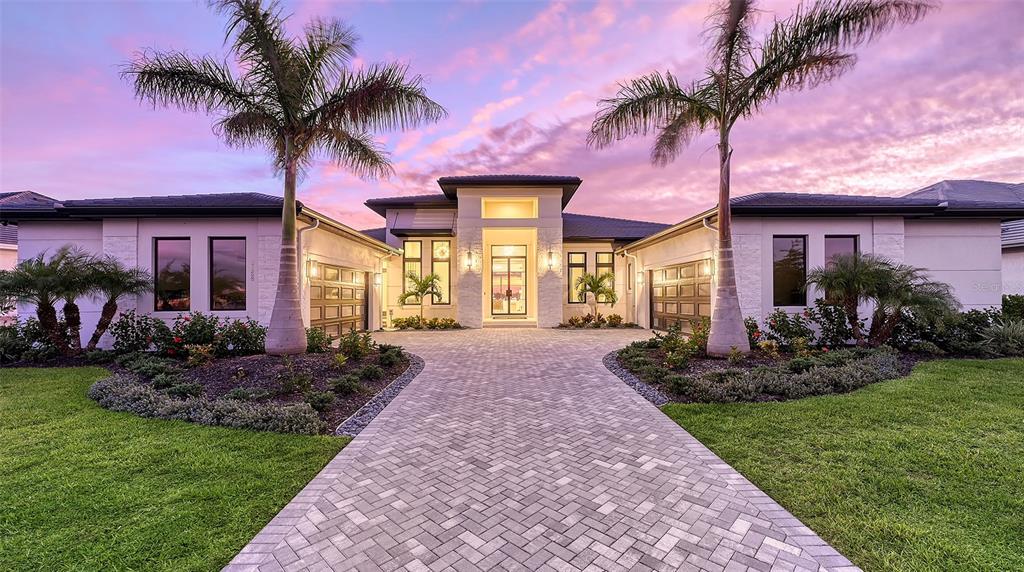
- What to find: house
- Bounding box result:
[901,180,1024,296]
[1,176,1021,345]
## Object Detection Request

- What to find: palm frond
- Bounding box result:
[588,72,718,152]
[306,62,447,133]
[740,0,935,116]
[316,128,393,180]
[123,50,257,114]
[299,17,358,101]
[707,0,758,77]
[216,110,281,149]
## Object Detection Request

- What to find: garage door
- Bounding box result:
[650,259,713,331]
[309,263,368,337]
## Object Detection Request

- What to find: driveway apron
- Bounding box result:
[226,329,858,572]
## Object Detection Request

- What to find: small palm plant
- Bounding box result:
[56,247,100,353]
[85,258,153,351]
[124,0,446,354]
[575,272,617,320]
[806,252,888,346]
[0,248,72,352]
[588,0,935,355]
[397,272,442,321]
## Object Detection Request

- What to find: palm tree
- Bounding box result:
[806,252,888,345]
[56,247,100,354]
[397,272,442,321]
[124,0,446,354]
[575,271,617,319]
[868,263,958,346]
[0,249,71,351]
[588,0,935,356]
[85,259,153,351]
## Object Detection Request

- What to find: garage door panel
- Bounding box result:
[309,262,368,335]
[650,258,712,332]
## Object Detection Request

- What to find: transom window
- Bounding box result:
[154,238,190,311]
[481,198,538,219]
[772,235,807,307]
[210,237,246,310]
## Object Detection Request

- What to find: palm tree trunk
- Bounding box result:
[843,298,866,346]
[266,145,309,355]
[86,300,118,351]
[36,302,67,352]
[62,300,83,354]
[706,132,751,357]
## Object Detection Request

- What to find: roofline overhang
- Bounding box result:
[363,198,456,217]
[617,208,718,254]
[298,206,400,255]
[388,228,454,237]
[436,176,582,209]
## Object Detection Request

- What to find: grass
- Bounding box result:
[663,359,1024,572]
[0,367,348,571]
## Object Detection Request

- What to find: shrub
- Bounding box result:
[379,348,402,368]
[225,387,257,401]
[688,317,711,356]
[339,331,375,360]
[123,355,180,379]
[607,314,624,327]
[214,318,266,356]
[899,308,1000,355]
[303,390,336,414]
[981,319,1024,357]
[909,340,945,356]
[665,374,694,395]
[151,372,182,390]
[763,309,816,350]
[333,353,349,369]
[0,324,30,364]
[83,349,115,364]
[331,374,364,395]
[392,316,425,330]
[727,346,744,365]
[591,313,607,327]
[744,317,762,348]
[110,310,170,353]
[664,346,695,370]
[425,317,460,329]
[185,344,214,368]
[786,356,818,373]
[277,357,312,394]
[305,327,333,353]
[166,382,203,398]
[807,299,855,348]
[757,339,781,359]
[378,343,402,354]
[358,364,384,381]
[1004,295,1024,320]
[566,315,583,328]
[693,369,757,402]
[88,375,326,434]
[172,312,218,345]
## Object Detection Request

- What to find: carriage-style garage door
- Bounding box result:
[650,259,713,331]
[309,263,368,337]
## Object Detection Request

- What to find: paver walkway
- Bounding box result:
[226,329,859,572]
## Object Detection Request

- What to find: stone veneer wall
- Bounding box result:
[536,226,564,328]
[456,226,484,328]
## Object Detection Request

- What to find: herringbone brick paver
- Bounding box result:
[226,329,860,572]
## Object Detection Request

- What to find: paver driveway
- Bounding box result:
[227,329,858,572]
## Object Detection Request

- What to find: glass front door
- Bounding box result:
[491,245,527,316]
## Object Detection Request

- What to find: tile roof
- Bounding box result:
[436,174,582,207]
[360,227,387,242]
[0,192,289,220]
[562,213,670,241]
[903,180,1024,203]
[364,193,455,216]
[729,191,1024,212]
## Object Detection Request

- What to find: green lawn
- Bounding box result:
[0,367,348,571]
[664,359,1024,572]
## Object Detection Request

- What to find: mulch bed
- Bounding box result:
[178,351,410,429]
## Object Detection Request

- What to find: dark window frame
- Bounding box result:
[209,236,247,311]
[431,239,451,305]
[824,234,860,265]
[567,252,587,304]
[772,235,808,307]
[626,262,633,292]
[595,252,614,303]
[402,240,422,306]
[153,237,191,312]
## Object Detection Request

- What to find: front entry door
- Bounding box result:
[491,245,527,316]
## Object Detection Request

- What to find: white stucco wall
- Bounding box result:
[0,245,16,270]
[904,219,1003,309]
[15,215,392,348]
[382,234,458,326]
[626,223,717,329]
[1004,247,1024,296]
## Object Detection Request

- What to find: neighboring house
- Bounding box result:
[0,192,398,347]
[1,176,1020,342]
[902,180,1024,296]
[0,224,15,271]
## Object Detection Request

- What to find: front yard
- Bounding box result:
[0,367,347,571]
[664,359,1024,571]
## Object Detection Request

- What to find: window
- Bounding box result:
[596,252,614,302]
[210,238,246,310]
[567,252,586,303]
[627,262,633,291]
[154,238,190,311]
[431,240,451,305]
[825,235,859,265]
[772,236,807,306]
[481,197,537,219]
[402,240,421,304]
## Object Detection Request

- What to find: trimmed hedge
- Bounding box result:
[88,375,327,435]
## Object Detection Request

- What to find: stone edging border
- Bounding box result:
[334,352,425,437]
[602,350,670,406]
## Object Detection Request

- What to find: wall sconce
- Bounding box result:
[373,272,382,286]
[307,260,319,279]
[636,270,644,287]
[465,250,475,270]
[546,251,555,271]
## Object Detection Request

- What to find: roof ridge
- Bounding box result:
[563,212,668,225]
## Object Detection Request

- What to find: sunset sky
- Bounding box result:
[1,0,1021,230]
